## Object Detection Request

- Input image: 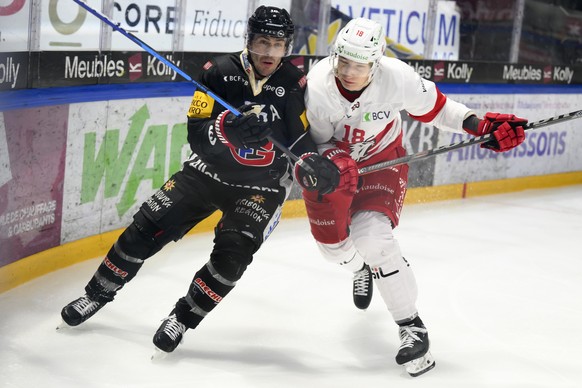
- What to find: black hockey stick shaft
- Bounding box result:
[71,0,301,163]
[358,109,582,175]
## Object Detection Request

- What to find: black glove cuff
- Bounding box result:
[462,115,481,133]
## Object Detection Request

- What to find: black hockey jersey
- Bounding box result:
[186,52,315,189]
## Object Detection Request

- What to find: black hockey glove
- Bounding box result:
[294,153,340,195]
[215,104,272,149]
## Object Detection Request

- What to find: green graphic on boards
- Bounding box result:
[81,104,188,217]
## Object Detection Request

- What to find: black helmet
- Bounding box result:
[246,6,294,56]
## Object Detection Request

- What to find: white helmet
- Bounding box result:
[332,18,386,80]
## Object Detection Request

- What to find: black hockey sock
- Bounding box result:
[174,297,205,329]
[174,263,236,329]
[85,245,145,302]
[398,315,423,327]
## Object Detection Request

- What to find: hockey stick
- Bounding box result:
[358,109,582,175]
[71,0,301,163]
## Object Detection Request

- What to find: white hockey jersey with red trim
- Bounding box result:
[305,56,474,164]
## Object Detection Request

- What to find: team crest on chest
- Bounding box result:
[230,142,276,167]
[349,135,377,161]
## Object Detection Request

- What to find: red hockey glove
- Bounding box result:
[322,148,359,194]
[464,112,527,152]
[294,153,340,195]
[215,104,272,149]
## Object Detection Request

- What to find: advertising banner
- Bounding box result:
[294,7,422,60]
[14,0,292,53]
[7,50,580,90]
[333,0,460,59]
[406,61,582,85]
[432,93,582,185]
[35,0,179,51]
[401,115,439,188]
[182,0,248,53]
[109,0,176,51]
[0,51,28,91]
[38,0,101,51]
[0,0,30,52]
[29,51,211,88]
[0,114,11,188]
[0,105,68,265]
[61,97,192,243]
[181,0,291,52]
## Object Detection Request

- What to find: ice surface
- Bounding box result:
[1,185,581,388]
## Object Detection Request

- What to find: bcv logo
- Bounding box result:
[363,111,390,122]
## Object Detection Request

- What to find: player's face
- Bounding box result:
[335,56,372,91]
[248,35,286,77]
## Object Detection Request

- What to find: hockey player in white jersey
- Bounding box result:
[300,18,527,377]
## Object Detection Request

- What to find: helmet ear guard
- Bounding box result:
[331,18,386,81]
[246,6,295,57]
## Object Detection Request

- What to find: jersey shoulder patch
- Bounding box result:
[298,75,307,89]
[203,61,213,70]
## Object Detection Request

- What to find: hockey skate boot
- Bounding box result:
[60,294,106,327]
[353,264,373,310]
[396,316,435,377]
[153,310,188,354]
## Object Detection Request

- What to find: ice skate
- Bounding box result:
[59,294,106,328]
[395,316,435,377]
[353,264,373,310]
[152,310,188,358]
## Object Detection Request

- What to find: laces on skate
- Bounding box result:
[152,312,188,358]
[396,318,435,377]
[58,294,105,328]
[353,264,373,310]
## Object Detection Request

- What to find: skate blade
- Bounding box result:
[56,319,72,330]
[404,351,436,377]
[151,347,170,362]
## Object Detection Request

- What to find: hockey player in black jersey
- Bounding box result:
[59,6,350,355]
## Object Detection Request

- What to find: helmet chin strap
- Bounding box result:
[240,50,281,95]
[246,54,262,78]
[368,57,383,82]
[247,55,270,79]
